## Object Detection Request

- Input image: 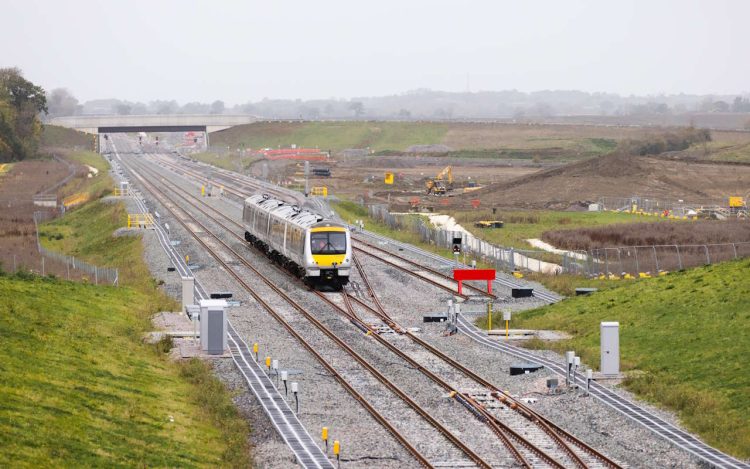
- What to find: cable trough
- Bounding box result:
[144,150,748,469]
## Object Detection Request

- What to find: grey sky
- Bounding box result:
[2,0,748,104]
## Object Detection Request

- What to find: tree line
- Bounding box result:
[0,68,47,162]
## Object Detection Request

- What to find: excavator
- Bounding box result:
[425,166,453,195]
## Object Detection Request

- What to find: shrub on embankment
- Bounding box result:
[480,258,750,458]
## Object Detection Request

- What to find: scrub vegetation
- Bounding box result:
[479,259,750,458]
[449,209,657,251]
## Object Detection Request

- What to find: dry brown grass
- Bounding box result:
[542,219,750,250]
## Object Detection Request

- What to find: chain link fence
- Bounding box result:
[32,211,119,285]
[366,203,750,277]
[598,195,748,219]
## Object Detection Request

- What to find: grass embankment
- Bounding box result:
[211,121,449,153]
[40,125,92,149]
[479,259,750,458]
[57,151,114,201]
[0,274,250,467]
[10,194,253,466]
[191,151,261,172]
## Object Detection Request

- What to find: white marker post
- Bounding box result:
[503,310,511,339]
[565,351,575,386]
[291,382,299,413]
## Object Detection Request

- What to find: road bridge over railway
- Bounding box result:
[49,114,257,134]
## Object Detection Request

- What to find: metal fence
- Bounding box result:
[580,242,750,277]
[32,211,119,285]
[366,204,750,277]
[598,195,748,219]
[368,204,566,274]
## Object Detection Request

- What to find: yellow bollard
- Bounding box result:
[333,440,340,466]
[253,343,259,361]
[322,427,329,453]
[265,356,271,373]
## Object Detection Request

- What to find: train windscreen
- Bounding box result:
[310,232,347,254]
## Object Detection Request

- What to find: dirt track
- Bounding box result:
[452,153,750,209]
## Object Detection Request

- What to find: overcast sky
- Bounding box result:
[2,0,748,104]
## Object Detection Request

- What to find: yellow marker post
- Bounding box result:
[322,427,329,453]
[265,356,271,373]
[333,440,340,467]
[201,185,205,196]
[185,254,190,263]
[487,302,492,332]
[253,343,259,362]
[503,310,511,340]
[384,172,394,184]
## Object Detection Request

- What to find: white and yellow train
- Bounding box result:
[242,194,351,288]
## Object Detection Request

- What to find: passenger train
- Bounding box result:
[242,194,351,288]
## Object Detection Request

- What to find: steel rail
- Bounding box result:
[346,260,603,469]
[353,237,496,299]
[153,150,745,469]
[138,155,615,468]
[127,157,489,469]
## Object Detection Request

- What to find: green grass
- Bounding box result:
[40,125,92,150]
[0,273,251,467]
[211,121,449,152]
[333,199,471,261]
[58,151,114,201]
[39,200,157,292]
[449,209,669,251]
[191,152,261,172]
[13,196,253,467]
[478,259,750,458]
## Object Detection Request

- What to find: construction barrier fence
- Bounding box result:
[366,203,750,277]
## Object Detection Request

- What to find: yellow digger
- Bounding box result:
[425,166,453,195]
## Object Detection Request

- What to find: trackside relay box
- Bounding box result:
[199,299,227,355]
[600,321,620,376]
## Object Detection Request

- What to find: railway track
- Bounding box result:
[337,256,620,469]
[132,155,621,468]
[126,156,498,468]
[141,151,749,469]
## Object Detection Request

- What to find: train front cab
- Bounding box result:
[305,224,351,286]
